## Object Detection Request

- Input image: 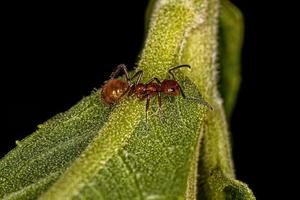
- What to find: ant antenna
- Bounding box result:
[168,64,191,80]
[168,65,213,110]
[186,97,213,110]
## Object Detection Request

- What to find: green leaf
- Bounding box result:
[1,0,255,200]
[144,0,156,31]
[0,92,112,199]
[219,0,244,118]
[206,168,255,200]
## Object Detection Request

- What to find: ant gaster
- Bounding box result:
[101,64,212,122]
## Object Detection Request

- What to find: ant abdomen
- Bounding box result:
[101,79,128,104]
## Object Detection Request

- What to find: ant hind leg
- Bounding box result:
[127,70,144,96]
[130,70,144,85]
[109,64,131,84]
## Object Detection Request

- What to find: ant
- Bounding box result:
[101,64,212,122]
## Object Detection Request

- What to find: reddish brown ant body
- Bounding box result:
[101,64,143,104]
[101,64,212,121]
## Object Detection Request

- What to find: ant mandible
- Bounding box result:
[101,64,212,122]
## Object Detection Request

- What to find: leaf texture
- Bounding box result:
[0,92,111,199]
[0,0,255,199]
[219,0,244,117]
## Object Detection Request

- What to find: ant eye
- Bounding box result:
[168,88,175,93]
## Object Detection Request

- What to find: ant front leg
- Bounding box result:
[186,97,214,110]
[168,65,213,110]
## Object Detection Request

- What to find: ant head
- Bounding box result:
[161,80,181,96]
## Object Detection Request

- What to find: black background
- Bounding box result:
[2,1,294,199]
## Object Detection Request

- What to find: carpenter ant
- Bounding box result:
[101,64,212,122]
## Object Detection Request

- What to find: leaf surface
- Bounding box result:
[1,0,255,199]
[219,0,244,117]
[0,92,111,199]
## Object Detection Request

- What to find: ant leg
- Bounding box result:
[146,78,164,122]
[168,64,191,80]
[167,78,186,99]
[179,84,186,99]
[127,70,144,96]
[109,64,131,84]
[130,70,144,85]
[145,95,151,123]
[178,80,214,110]
[157,92,164,122]
[186,97,213,110]
[145,77,161,84]
[168,65,213,110]
[176,80,213,110]
[176,79,213,110]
